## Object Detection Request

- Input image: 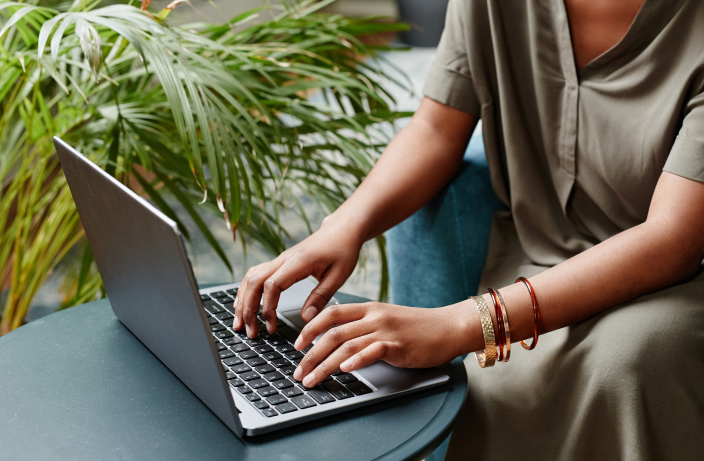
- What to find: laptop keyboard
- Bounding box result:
[201,288,373,418]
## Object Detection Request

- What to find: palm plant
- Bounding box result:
[0,0,411,335]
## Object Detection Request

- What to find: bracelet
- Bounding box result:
[515,277,541,350]
[486,289,505,362]
[487,288,511,362]
[496,289,511,361]
[471,295,496,368]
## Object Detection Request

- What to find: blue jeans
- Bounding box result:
[386,133,504,460]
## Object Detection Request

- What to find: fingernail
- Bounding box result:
[245,324,251,337]
[265,320,273,333]
[233,315,239,328]
[302,373,315,388]
[294,336,302,350]
[303,307,318,322]
[293,366,302,381]
[341,358,353,370]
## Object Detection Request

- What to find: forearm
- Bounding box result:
[325,98,477,243]
[455,220,700,355]
[456,174,704,356]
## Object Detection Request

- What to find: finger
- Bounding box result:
[294,303,367,350]
[300,334,375,388]
[237,262,281,337]
[300,265,348,322]
[339,341,393,373]
[293,320,371,382]
[261,255,311,334]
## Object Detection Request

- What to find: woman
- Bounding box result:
[234,0,704,458]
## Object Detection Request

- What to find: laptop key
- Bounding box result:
[239,350,257,360]
[262,408,278,417]
[219,350,235,359]
[223,337,241,346]
[232,344,250,353]
[291,395,317,409]
[254,364,275,374]
[267,394,288,405]
[239,371,260,381]
[210,291,227,299]
[226,288,238,296]
[255,345,273,354]
[209,317,219,325]
[237,385,253,395]
[332,370,344,376]
[253,400,269,410]
[213,331,234,339]
[246,338,265,347]
[275,402,297,414]
[225,371,237,380]
[279,365,296,376]
[215,296,233,304]
[267,335,286,346]
[247,357,267,367]
[257,387,278,397]
[307,388,336,404]
[211,324,225,332]
[285,351,304,361]
[263,371,284,382]
[228,378,243,387]
[322,380,354,400]
[221,302,235,314]
[262,351,282,362]
[232,364,251,374]
[223,357,243,367]
[336,373,358,384]
[277,326,298,343]
[246,393,261,402]
[346,381,373,395]
[214,312,234,321]
[282,387,303,398]
[217,343,226,351]
[276,344,295,353]
[200,294,211,301]
[248,379,268,389]
[202,300,223,314]
[271,358,290,368]
[273,379,293,390]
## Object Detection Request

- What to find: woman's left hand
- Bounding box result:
[292,301,474,388]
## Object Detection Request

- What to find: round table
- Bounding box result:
[0,293,467,461]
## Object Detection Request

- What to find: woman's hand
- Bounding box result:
[233,217,365,338]
[291,301,475,388]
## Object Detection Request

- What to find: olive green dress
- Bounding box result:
[422,0,704,459]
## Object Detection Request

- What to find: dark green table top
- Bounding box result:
[0,292,467,461]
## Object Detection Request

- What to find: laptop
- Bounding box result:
[54,137,449,436]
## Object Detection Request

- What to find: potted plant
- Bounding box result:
[0,0,411,334]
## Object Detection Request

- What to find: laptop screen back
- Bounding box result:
[54,137,242,436]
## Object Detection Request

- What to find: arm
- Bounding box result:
[233,98,477,336]
[293,171,704,387]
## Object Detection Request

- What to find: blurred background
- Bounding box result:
[14,0,454,321]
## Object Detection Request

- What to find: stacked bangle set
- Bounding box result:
[471,277,541,368]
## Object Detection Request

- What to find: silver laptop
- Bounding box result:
[54,137,449,436]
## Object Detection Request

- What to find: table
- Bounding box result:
[0,292,467,461]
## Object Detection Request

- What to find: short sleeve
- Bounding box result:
[422,0,481,116]
[663,91,704,182]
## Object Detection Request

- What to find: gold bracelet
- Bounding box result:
[496,289,511,362]
[471,295,496,368]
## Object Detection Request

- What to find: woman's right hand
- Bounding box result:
[233,216,365,338]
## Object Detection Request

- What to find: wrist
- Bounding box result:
[321,205,372,246]
[448,293,499,358]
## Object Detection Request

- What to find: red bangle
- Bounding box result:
[515,277,541,351]
[486,289,505,362]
